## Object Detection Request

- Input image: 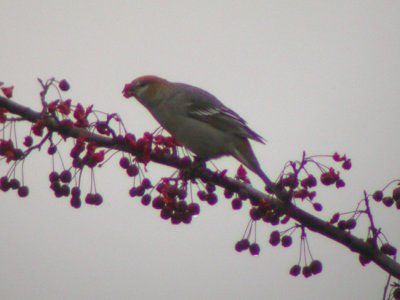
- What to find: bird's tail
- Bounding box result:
[232,138,273,189]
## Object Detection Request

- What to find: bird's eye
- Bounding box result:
[134,81,150,95]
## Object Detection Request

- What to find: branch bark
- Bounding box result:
[1,95,399,279]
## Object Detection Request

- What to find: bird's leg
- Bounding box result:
[179,156,207,181]
[192,156,207,170]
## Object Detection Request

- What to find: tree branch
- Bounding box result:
[1,94,399,279]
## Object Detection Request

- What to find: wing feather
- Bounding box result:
[176,84,265,144]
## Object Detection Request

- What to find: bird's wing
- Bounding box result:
[181,85,266,144]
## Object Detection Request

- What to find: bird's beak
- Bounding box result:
[122,82,135,98]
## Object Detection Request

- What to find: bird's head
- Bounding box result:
[123,75,170,108]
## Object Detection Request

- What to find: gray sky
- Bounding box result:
[1,1,400,299]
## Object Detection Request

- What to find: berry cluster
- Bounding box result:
[329,213,358,231]
[0,176,28,197]
[289,260,323,278]
[3,77,400,286]
[269,230,293,247]
[235,239,261,256]
[0,138,28,198]
[234,220,261,256]
[197,182,218,205]
[0,78,122,208]
[288,228,323,278]
[372,183,400,209]
[269,152,351,213]
[129,177,201,225]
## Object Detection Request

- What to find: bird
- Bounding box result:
[122,75,272,187]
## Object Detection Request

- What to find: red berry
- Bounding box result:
[181,212,192,224]
[313,203,323,211]
[337,220,347,230]
[197,190,207,201]
[382,197,394,207]
[345,218,357,230]
[177,189,187,200]
[126,165,139,177]
[18,186,29,197]
[372,190,383,201]
[0,176,10,191]
[281,235,292,248]
[310,260,323,274]
[85,193,94,204]
[23,136,33,147]
[171,212,182,225]
[58,79,70,91]
[49,171,59,183]
[206,193,218,205]
[141,178,152,189]
[302,266,312,278]
[235,239,250,252]
[119,157,130,169]
[71,186,81,197]
[129,187,137,197]
[70,196,81,209]
[47,145,57,155]
[93,193,103,205]
[176,200,187,211]
[280,216,290,224]
[60,184,70,197]
[224,189,234,199]
[289,265,301,277]
[160,206,173,220]
[141,194,151,206]
[269,230,281,246]
[231,198,242,210]
[9,178,21,190]
[152,196,165,209]
[206,183,216,193]
[59,170,72,183]
[250,207,263,221]
[187,203,200,216]
[50,181,61,191]
[249,243,260,256]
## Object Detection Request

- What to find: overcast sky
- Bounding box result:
[1,1,400,299]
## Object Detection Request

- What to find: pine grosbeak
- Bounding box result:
[123,75,271,186]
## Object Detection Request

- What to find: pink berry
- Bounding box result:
[58,79,70,91]
[281,235,292,248]
[310,260,323,274]
[119,157,130,169]
[249,243,260,256]
[290,265,301,277]
[269,230,281,246]
[18,186,29,197]
[187,203,200,216]
[231,198,242,210]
